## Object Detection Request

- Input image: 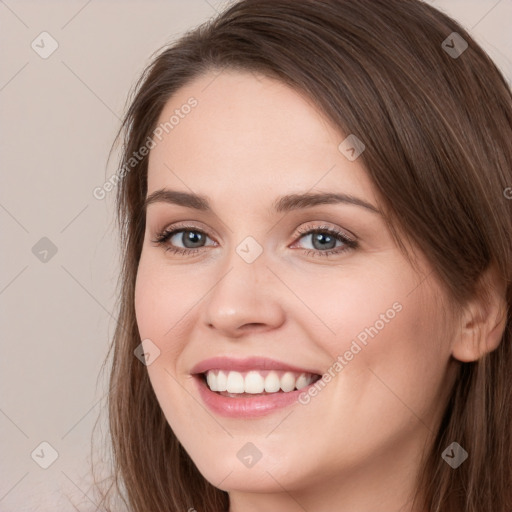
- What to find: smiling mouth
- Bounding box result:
[200,369,322,397]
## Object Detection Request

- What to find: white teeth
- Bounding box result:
[206,371,218,392]
[204,369,316,394]
[226,371,245,393]
[264,371,281,392]
[217,370,228,391]
[206,369,228,392]
[295,373,311,390]
[280,372,296,392]
[245,371,265,394]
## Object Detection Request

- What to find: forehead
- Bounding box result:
[147,69,379,209]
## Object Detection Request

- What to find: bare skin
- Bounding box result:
[134,70,506,512]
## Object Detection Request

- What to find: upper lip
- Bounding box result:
[190,356,321,375]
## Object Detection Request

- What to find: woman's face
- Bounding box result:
[135,70,458,507]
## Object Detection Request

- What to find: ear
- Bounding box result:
[451,264,508,363]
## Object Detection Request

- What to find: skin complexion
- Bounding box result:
[134,70,464,512]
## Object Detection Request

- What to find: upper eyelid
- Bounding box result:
[296,222,356,240]
[155,222,219,242]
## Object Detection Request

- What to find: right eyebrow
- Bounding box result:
[143,189,210,212]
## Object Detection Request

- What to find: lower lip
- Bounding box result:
[193,374,316,418]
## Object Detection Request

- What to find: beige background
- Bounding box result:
[1,0,511,510]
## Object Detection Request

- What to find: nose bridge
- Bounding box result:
[220,230,270,289]
[200,235,285,335]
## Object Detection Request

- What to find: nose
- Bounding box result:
[201,245,286,338]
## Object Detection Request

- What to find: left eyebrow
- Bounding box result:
[273,191,381,215]
[143,188,381,215]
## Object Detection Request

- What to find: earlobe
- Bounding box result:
[450,266,508,363]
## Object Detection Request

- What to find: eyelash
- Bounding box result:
[151,223,358,258]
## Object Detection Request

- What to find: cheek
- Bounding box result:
[283,262,411,362]
[134,254,191,338]
[133,257,192,425]
[297,266,449,418]
[306,260,439,360]
[332,286,450,431]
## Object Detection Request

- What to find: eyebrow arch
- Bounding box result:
[143,188,381,215]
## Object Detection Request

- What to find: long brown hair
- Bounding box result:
[92,1,512,510]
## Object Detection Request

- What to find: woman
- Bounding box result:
[95,0,512,510]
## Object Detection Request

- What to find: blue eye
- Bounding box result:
[293,224,357,257]
[152,226,215,256]
[152,223,357,258]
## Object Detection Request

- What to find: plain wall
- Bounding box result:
[1,0,511,510]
